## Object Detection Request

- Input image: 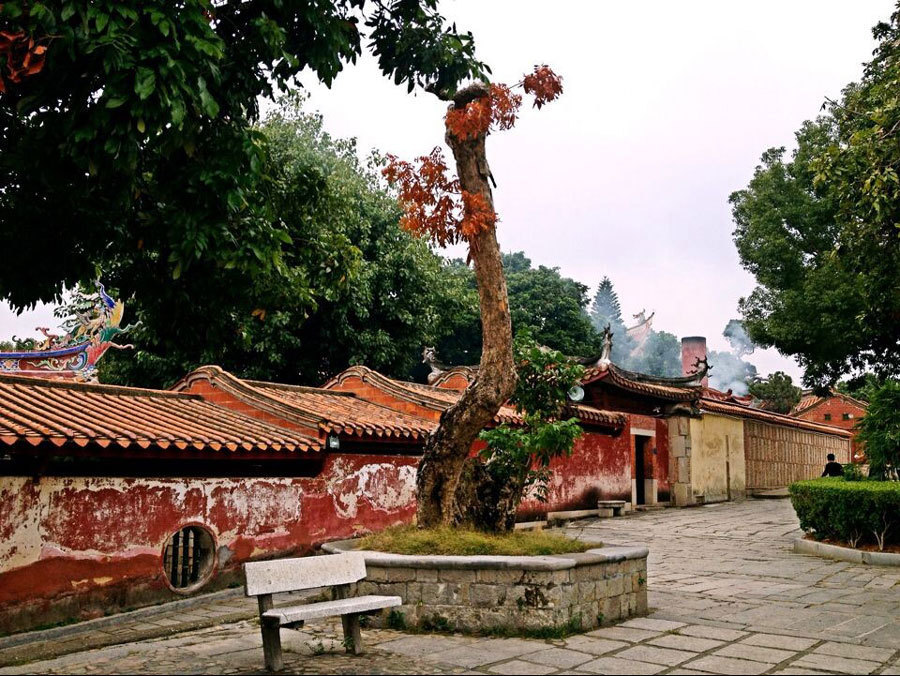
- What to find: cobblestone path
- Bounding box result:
[2,499,898,675]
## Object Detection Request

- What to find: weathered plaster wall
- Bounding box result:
[0,454,417,634]
[744,421,851,489]
[518,429,632,519]
[688,414,746,503]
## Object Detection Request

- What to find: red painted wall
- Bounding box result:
[518,429,632,519]
[0,453,417,634]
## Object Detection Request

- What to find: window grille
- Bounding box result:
[824,413,832,421]
[163,526,214,589]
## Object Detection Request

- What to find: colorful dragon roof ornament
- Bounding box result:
[0,281,138,382]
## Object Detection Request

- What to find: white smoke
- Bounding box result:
[707,350,755,396]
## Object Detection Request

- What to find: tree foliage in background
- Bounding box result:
[731,7,900,387]
[748,371,802,414]
[0,0,486,310]
[102,101,450,386]
[856,380,900,480]
[433,252,602,366]
[456,336,584,532]
[835,373,883,402]
[627,330,682,378]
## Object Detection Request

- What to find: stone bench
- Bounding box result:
[597,500,627,517]
[244,553,400,671]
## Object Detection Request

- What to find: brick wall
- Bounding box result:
[744,421,851,489]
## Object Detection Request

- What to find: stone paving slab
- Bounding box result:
[2,499,899,675]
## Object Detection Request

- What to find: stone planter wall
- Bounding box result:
[322,540,648,634]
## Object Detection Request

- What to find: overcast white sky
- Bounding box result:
[0,0,889,382]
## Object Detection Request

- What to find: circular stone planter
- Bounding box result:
[794,538,900,566]
[322,539,649,634]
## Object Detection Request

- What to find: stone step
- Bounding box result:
[513,520,547,531]
[634,504,665,512]
[547,508,599,525]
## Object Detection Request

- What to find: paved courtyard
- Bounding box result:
[2,499,898,675]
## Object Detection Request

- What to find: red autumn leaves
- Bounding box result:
[383,148,497,247]
[384,66,563,247]
[0,30,48,93]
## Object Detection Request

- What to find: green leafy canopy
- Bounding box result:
[0,0,487,309]
[731,6,900,386]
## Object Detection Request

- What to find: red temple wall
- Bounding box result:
[518,428,632,519]
[0,453,417,634]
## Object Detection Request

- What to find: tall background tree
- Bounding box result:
[432,252,601,366]
[748,372,802,413]
[0,0,486,315]
[101,100,453,386]
[731,6,900,387]
[589,277,635,363]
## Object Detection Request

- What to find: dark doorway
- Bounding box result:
[635,436,647,505]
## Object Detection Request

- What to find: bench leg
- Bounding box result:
[261,617,284,671]
[341,613,363,655]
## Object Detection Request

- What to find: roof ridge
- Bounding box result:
[173,366,326,427]
[325,365,452,410]
[701,396,852,437]
[243,378,356,397]
[0,372,197,400]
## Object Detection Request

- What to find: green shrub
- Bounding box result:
[790,478,900,550]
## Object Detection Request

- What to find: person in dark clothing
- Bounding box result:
[822,453,844,477]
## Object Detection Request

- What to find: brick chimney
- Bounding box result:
[681,336,708,387]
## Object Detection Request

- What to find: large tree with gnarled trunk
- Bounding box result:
[384,68,564,528]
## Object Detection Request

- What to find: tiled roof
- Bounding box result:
[324,366,625,431]
[0,373,320,453]
[175,366,434,441]
[700,397,852,437]
[246,380,435,440]
[582,363,702,402]
[429,367,477,388]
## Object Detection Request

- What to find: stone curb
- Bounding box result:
[0,587,244,651]
[322,538,649,568]
[0,609,257,668]
[793,537,900,566]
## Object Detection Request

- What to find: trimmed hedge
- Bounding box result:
[790,478,900,550]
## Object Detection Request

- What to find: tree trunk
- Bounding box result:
[416,84,517,528]
[454,458,527,533]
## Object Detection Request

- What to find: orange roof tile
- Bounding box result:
[174,366,434,441]
[247,380,435,439]
[0,373,321,454]
[582,363,702,402]
[323,366,625,431]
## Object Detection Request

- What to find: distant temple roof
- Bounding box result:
[790,389,869,418]
[625,310,654,355]
[581,362,704,402]
[0,372,321,454]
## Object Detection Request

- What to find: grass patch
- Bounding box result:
[358,525,594,556]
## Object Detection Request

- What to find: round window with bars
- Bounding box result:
[162,525,215,592]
